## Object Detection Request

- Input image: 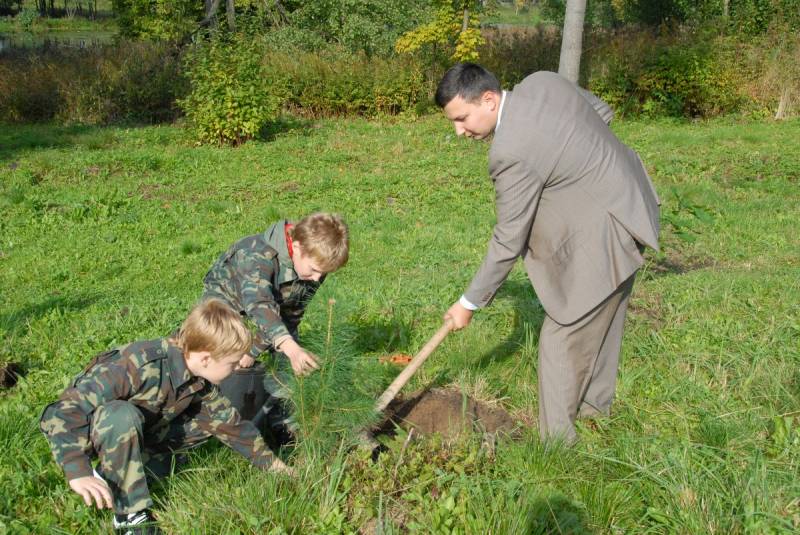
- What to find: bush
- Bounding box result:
[265,46,436,118]
[479,25,561,87]
[635,40,743,117]
[0,42,184,124]
[179,34,285,145]
[112,0,203,41]
[585,28,746,118]
[61,42,186,124]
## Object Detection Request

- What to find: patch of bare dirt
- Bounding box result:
[651,255,714,275]
[380,387,518,440]
[628,292,665,328]
[0,362,23,390]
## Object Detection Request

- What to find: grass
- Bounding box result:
[1,114,799,533]
[483,2,542,27]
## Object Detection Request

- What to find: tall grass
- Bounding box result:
[0,40,183,124]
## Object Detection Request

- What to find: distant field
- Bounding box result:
[483,2,543,26]
[1,115,799,533]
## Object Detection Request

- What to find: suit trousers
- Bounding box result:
[537,272,636,444]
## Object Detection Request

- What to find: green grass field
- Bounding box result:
[1,115,799,533]
[483,3,542,27]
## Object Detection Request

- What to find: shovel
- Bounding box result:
[358,319,453,448]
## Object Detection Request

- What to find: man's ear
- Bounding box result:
[482,90,499,110]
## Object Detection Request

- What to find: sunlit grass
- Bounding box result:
[1,115,799,532]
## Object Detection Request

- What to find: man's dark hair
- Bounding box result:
[435,63,501,108]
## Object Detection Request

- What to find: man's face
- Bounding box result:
[442,91,500,140]
[187,351,242,385]
[293,242,326,282]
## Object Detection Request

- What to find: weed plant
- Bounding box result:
[0,116,799,532]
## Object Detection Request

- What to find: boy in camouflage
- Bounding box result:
[40,299,291,534]
[202,213,349,437]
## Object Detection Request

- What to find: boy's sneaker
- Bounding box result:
[113,510,161,535]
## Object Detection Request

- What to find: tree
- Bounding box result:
[112,0,204,40]
[200,0,237,31]
[558,0,586,83]
[395,0,486,62]
[288,0,432,56]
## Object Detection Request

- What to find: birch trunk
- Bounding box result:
[558,0,587,84]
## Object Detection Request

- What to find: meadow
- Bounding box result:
[1,114,799,533]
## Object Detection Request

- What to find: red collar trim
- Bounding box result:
[285,223,294,259]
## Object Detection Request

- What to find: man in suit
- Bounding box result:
[437,63,660,444]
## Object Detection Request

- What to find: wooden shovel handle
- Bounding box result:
[374,320,452,413]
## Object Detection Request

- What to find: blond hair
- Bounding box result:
[290,212,349,272]
[177,299,252,360]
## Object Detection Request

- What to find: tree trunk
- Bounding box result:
[558,0,586,83]
[723,0,730,18]
[775,87,791,119]
[226,0,236,31]
[273,0,288,23]
[461,5,470,33]
[201,0,222,28]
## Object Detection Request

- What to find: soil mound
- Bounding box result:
[382,387,517,440]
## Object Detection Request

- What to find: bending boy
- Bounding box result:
[202,213,348,438]
[40,299,291,534]
[203,212,349,374]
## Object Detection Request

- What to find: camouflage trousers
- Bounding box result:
[90,400,209,514]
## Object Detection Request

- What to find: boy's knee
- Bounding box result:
[92,401,144,442]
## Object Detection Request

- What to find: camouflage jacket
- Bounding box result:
[202,220,323,357]
[40,338,276,482]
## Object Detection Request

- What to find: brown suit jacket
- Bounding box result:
[464,71,660,324]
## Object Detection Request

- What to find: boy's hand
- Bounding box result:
[69,475,113,509]
[269,458,297,477]
[279,339,319,376]
[286,348,320,376]
[237,354,256,369]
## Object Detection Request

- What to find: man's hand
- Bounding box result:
[444,301,474,330]
[237,354,256,369]
[280,339,320,376]
[69,475,113,510]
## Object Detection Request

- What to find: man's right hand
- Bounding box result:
[444,301,474,330]
[69,475,113,509]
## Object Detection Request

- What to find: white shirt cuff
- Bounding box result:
[459,295,479,311]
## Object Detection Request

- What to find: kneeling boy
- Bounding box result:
[40,299,291,534]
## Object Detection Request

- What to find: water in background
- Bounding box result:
[0,30,114,53]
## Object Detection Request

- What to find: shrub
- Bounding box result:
[112,0,203,41]
[179,34,285,145]
[0,42,184,125]
[60,42,185,124]
[479,25,561,87]
[266,46,435,118]
[15,6,38,30]
[585,28,746,118]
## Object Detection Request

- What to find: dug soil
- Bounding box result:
[379,387,518,440]
[0,362,22,390]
